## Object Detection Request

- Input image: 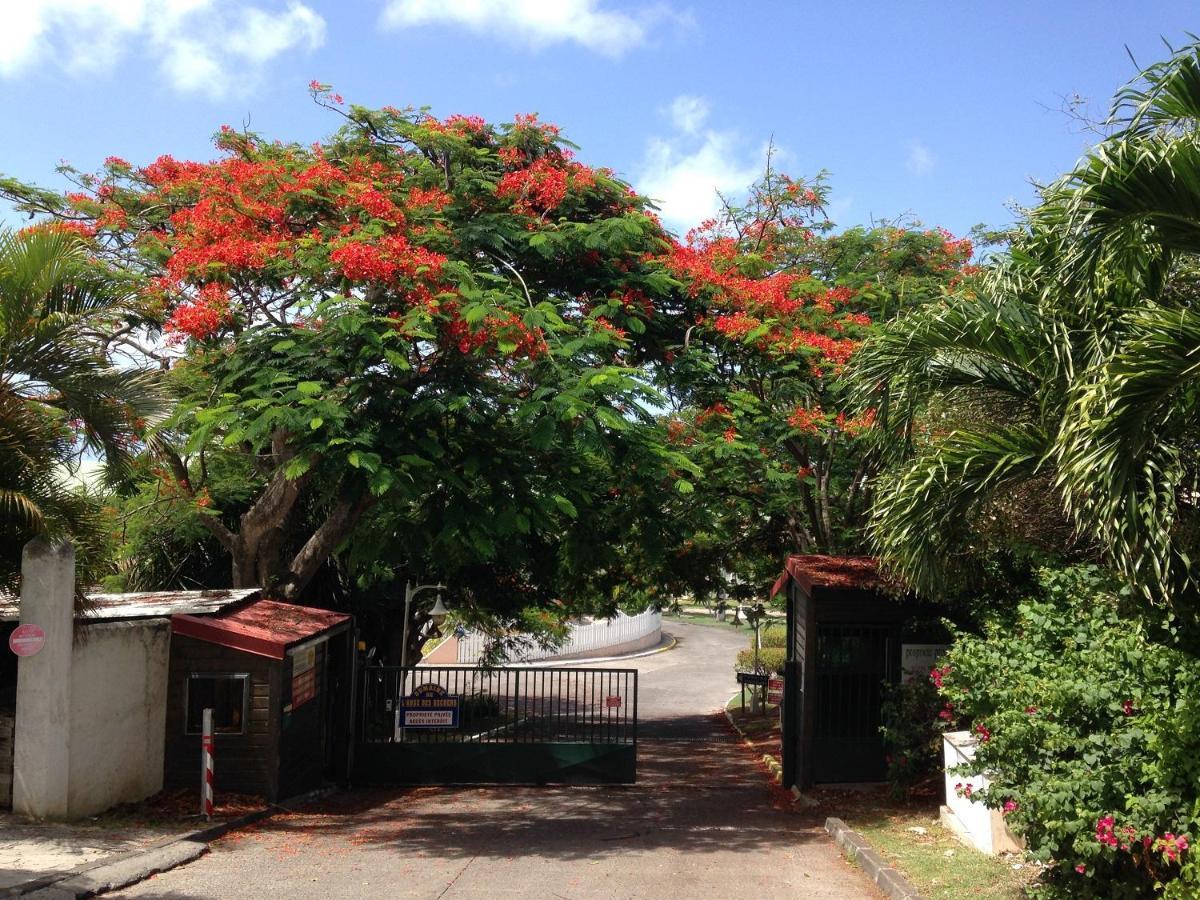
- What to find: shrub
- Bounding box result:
[736,646,785,674]
[760,624,787,648]
[938,566,1200,897]
[880,674,948,797]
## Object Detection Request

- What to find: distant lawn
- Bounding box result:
[663,611,746,629]
[839,803,1036,899]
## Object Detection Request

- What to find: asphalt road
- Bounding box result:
[110,620,877,899]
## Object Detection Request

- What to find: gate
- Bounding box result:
[811,624,893,783]
[353,666,637,785]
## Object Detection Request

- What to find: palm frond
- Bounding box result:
[869,424,1052,597]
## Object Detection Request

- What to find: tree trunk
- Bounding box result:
[160,437,373,601]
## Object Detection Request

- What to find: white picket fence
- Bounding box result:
[456,608,661,664]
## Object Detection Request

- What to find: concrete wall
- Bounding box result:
[543,626,661,661]
[14,541,171,819]
[68,620,170,817]
[941,731,1022,855]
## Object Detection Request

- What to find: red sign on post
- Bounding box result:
[605,695,622,709]
[767,677,785,705]
[9,623,46,657]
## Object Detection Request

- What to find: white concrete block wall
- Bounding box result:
[942,730,1022,855]
[943,730,995,852]
[68,620,170,817]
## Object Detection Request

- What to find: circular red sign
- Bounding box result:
[9,623,46,657]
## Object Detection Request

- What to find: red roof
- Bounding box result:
[771,554,881,597]
[171,598,351,660]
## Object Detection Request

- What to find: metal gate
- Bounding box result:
[811,624,892,783]
[353,665,637,785]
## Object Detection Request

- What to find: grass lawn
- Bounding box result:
[837,801,1036,899]
[723,695,1032,896]
[662,611,746,630]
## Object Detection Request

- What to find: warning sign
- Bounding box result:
[9,623,45,657]
[767,677,785,705]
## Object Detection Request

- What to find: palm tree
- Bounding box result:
[851,259,1080,596]
[861,39,1200,617]
[0,226,160,587]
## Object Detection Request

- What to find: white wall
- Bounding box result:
[942,730,1022,855]
[456,609,662,664]
[14,540,171,819]
[68,620,170,817]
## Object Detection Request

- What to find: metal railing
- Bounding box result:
[455,609,661,663]
[359,665,637,746]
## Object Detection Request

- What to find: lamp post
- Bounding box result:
[398,580,447,741]
[400,580,448,673]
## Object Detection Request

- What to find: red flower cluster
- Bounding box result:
[1095,815,1190,863]
[714,310,762,339]
[165,283,231,341]
[835,408,876,437]
[787,405,825,433]
[497,156,595,215]
[1154,832,1190,863]
[929,664,951,689]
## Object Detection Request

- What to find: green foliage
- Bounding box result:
[879,675,948,798]
[0,228,160,590]
[939,567,1200,897]
[760,624,787,648]
[735,646,785,674]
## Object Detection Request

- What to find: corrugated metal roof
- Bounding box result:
[171,598,351,660]
[0,588,259,623]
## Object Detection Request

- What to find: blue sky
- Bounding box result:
[2,1,1198,238]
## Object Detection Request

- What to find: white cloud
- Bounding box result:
[380,0,684,57]
[0,0,325,98]
[906,140,935,176]
[637,96,761,233]
[669,94,708,135]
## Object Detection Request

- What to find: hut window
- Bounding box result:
[186,673,249,735]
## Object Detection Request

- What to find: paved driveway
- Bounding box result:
[110,621,877,899]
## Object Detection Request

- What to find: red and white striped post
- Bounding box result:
[200,708,214,820]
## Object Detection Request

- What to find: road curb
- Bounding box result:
[825,817,925,900]
[5,787,335,898]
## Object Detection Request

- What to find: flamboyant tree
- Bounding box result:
[1,87,696,609]
[650,162,975,588]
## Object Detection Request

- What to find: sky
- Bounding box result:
[1,1,1198,238]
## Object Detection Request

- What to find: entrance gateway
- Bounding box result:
[353,665,638,784]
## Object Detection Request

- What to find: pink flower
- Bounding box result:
[1121,699,1135,716]
[974,723,992,743]
[1075,864,1087,874]
[1003,800,1018,815]
[1096,816,1118,849]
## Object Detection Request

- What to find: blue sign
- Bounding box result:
[400,682,460,728]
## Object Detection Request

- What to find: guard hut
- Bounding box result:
[774,555,935,790]
[164,598,353,802]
